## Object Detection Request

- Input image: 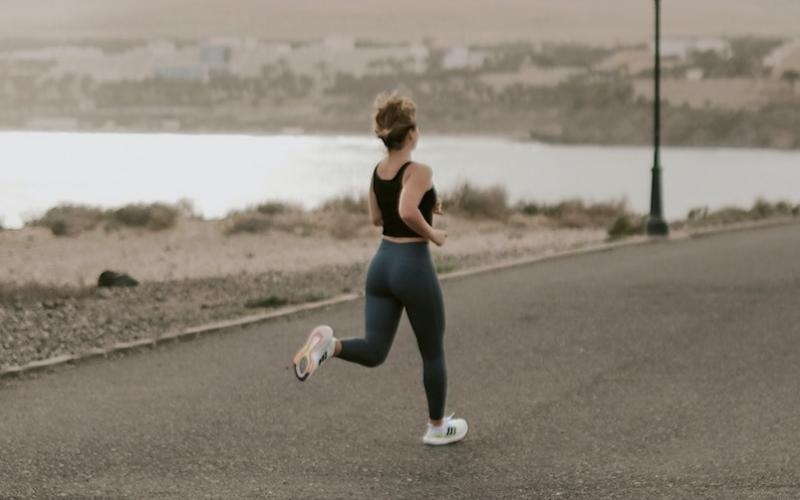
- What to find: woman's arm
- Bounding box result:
[368,178,383,227]
[398,164,445,244]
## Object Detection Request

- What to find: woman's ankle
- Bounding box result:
[334,339,342,357]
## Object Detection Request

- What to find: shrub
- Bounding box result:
[318,194,368,215]
[444,182,509,220]
[175,198,198,218]
[751,198,775,219]
[225,213,274,235]
[687,199,799,227]
[109,203,178,230]
[754,200,798,216]
[516,199,629,228]
[244,294,289,309]
[687,206,709,221]
[256,201,301,215]
[517,202,542,216]
[29,202,183,236]
[312,194,369,239]
[327,213,363,239]
[0,281,94,305]
[29,204,105,236]
[700,207,750,225]
[607,214,646,240]
[244,288,332,309]
[299,289,331,302]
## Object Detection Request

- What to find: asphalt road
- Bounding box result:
[2,224,800,499]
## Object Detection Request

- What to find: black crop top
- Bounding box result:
[372,161,437,238]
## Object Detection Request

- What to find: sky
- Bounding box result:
[1,0,799,45]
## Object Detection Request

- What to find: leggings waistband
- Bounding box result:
[378,238,430,258]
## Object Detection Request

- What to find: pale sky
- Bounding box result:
[1,0,799,45]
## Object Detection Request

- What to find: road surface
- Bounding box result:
[2,224,800,499]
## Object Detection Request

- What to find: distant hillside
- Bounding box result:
[1,0,799,44]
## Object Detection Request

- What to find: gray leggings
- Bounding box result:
[338,239,447,420]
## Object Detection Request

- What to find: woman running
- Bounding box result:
[292,91,468,446]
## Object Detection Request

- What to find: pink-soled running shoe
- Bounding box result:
[292,325,336,381]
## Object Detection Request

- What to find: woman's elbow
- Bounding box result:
[398,208,417,222]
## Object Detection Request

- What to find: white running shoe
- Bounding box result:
[422,414,469,446]
[293,325,336,381]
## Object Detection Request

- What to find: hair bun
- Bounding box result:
[372,91,416,150]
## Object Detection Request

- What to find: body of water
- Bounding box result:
[2,131,799,228]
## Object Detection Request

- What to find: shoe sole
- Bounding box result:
[292,325,333,381]
[422,422,469,446]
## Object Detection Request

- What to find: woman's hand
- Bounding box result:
[430,228,448,247]
[433,199,444,215]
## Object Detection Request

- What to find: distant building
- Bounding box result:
[657,39,731,59]
[0,58,53,79]
[479,65,579,90]
[595,48,653,75]
[155,66,209,82]
[323,36,355,52]
[281,40,427,77]
[227,41,291,78]
[686,68,704,81]
[764,39,800,78]
[147,40,178,55]
[442,46,486,70]
[199,45,230,68]
[597,41,728,75]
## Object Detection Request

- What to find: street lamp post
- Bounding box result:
[647,0,669,236]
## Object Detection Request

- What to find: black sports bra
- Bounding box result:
[372,161,437,238]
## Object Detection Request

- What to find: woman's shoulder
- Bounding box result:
[406,161,433,178]
[402,162,434,191]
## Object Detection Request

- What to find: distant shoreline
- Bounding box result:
[1,126,798,152]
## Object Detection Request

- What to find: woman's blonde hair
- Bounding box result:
[372,91,416,151]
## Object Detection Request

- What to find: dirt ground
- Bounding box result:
[0,215,606,369]
[0,215,603,286]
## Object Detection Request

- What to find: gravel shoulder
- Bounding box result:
[0,215,605,368]
[4,212,795,370]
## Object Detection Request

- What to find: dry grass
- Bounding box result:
[244,288,332,309]
[29,204,105,236]
[444,182,510,221]
[514,197,646,240]
[243,294,288,309]
[225,184,641,241]
[686,199,800,226]
[225,195,370,239]
[29,202,182,236]
[255,201,303,215]
[224,213,276,235]
[607,214,647,240]
[224,201,309,235]
[315,194,370,239]
[0,281,95,305]
[318,194,369,215]
[107,203,179,231]
[517,199,631,229]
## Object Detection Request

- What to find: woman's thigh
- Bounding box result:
[391,260,445,358]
